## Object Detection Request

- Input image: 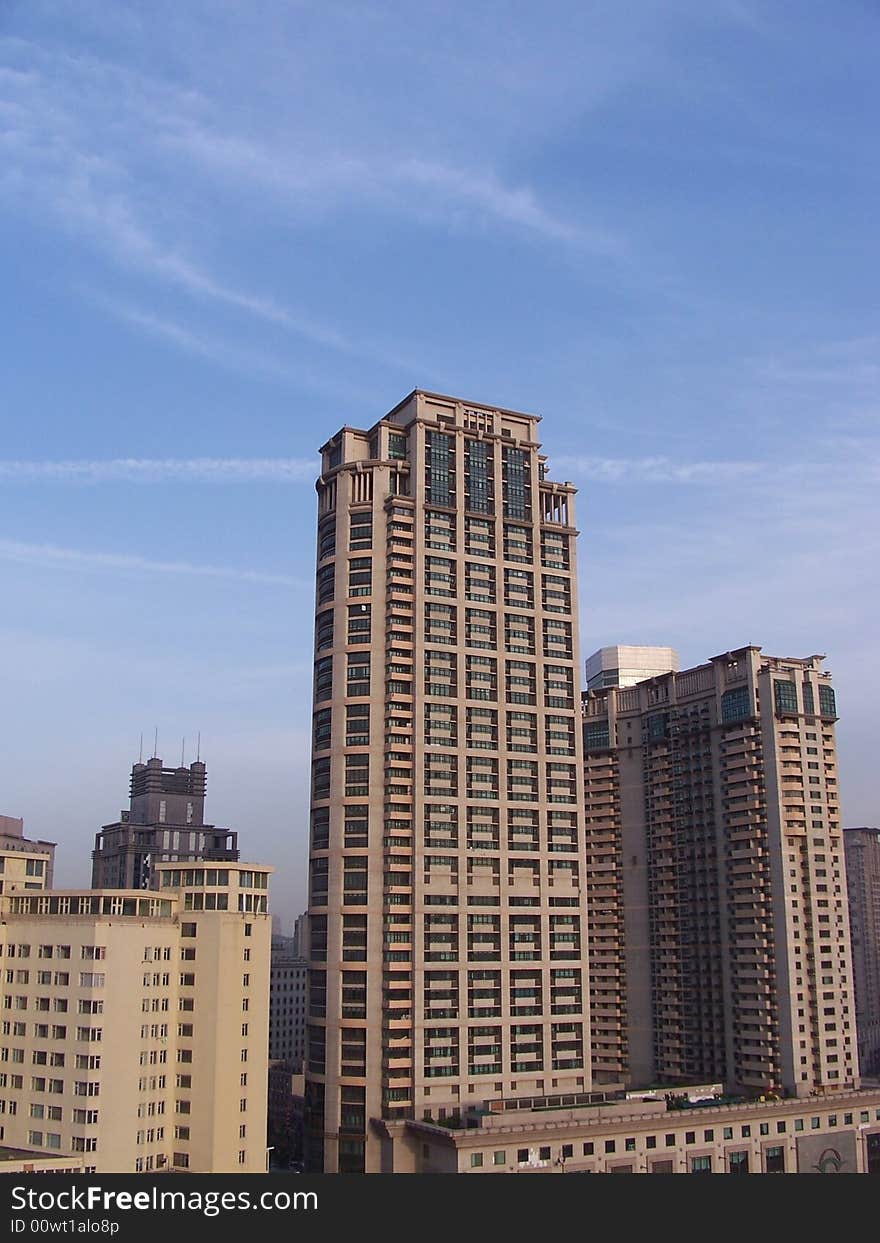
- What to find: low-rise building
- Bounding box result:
[376,1088,880,1174]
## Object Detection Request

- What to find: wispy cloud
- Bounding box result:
[553,454,766,483]
[0,43,414,373]
[400,159,622,254]
[158,118,621,254]
[90,298,309,385]
[0,539,300,586]
[0,459,316,484]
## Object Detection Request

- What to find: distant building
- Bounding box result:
[0,814,55,894]
[584,645,678,692]
[844,828,880,1076]
[91,756,239,889]
[292,911,309,960]
[269,936,307,1068]
[0,861,272,1173]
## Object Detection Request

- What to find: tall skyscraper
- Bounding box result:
[844,827,880,1076]
[91,756,239,889]
[582,647,858,1098]
[305,390,589,1173]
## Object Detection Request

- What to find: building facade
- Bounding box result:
[584,646,678,693]
[0,861,271,1173]
[91,757,239,889]
[0,815,55,895]
[844,827,880,1076]
[305,390,590,1172]
[375,1086,880,1174]
[582,647,857,1098]
[269,935,307,1067]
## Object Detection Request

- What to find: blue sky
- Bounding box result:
[2,1,878,924]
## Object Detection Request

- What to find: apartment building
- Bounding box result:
[91,756,239,889]
[0,861,271,1173]
[305,390,589,1172]
[582,647,857,1098]
[844,827,880,1075]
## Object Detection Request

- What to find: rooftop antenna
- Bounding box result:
[181,737,186,767]
[196,731,201,762]
[138,733,143,763]
[153,727,158,760]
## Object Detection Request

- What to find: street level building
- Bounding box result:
[375,1086,880,1173]
[584,645,678,692]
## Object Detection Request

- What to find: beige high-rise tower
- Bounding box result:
[305,390,590,1173]
[582,647,858,1098]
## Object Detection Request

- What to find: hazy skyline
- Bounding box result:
[2,1,878,923]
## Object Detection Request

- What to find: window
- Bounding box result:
[765,1146,785,1174]
[470,1153,483,1168]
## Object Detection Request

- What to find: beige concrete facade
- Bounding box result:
[844,828,880,1075]
[306,390,590,1172]
[0,862,271,1173]
[375,1086,880,1174]
[0,816,55,895]
[582,647,857,1098]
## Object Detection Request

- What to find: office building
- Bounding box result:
[305,390,589,1172]
[584,645,678,692]
[582,647,857,1098]
[0,816,55,895]
[269,935,307,1067]
[0,861,271,1173]
[91,756,239,889]
[844,827,880,1076]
